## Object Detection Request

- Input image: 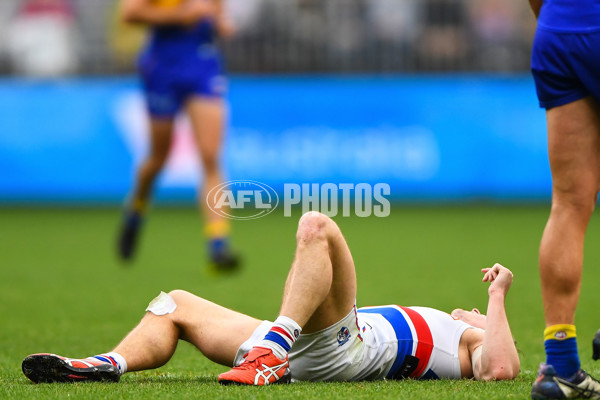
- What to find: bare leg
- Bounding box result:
[113,290,261,371]
[185,98,226,224]
[216,212,357,385]
[279,211,357,333]
[131,118,174,206]
[540,96,600,326]
[118,118,175,260]
[116,213,356,372]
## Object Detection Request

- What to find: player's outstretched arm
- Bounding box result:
[121,0,216,26]
[473,263,520,381]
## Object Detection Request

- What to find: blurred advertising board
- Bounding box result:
[0,76,549,204]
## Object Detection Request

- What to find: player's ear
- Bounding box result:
[471,308,481,314]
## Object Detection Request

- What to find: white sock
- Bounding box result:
[258,316,302,359]
[94,352,128,375]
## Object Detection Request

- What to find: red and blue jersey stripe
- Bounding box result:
[358,305,436,380]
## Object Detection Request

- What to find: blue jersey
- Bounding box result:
[538,0,600,32]
[143,20,216,60]
[137,20,226,117]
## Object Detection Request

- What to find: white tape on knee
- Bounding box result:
[146,291,177,315]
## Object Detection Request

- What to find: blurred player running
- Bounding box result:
[117,0,239,271]
[22,212,519,385]
[528,0,600,398]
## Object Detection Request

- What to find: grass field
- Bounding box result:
[2,205,600,399]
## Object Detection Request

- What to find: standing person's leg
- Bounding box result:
[131,119,175,209]
[186,97,238,270]
[539,97,600,377]
[530,23,600,400]
[118,118,174,260]
[594,329,600,360]
[218,211,357,385]
[22,290,261,383]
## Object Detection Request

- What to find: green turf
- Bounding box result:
[2,205,600,399]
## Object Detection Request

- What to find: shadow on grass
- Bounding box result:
[17,375,218,387]
[122,375,216,385]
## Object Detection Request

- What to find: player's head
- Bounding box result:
[451,308,486,330]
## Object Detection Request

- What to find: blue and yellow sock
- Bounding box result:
[544,324,580,378]
[205,220,231,257]
[131,198,148,215]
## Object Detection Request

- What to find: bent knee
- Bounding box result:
[200,154,220,173]
[297,211,332,243]
[146,289,202,318]
[144,156,169,174]
[167,289,195,304]
[145,290,181,316]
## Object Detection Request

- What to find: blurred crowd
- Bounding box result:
[0,0,537,77]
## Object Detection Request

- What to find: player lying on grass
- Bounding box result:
[22,212,520,385]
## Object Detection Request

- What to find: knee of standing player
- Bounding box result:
[296,211,330,244]
[147,154,169,172]
[201,153,220,174]
[554,183,598,215]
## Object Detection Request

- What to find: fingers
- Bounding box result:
[481,263,514,291]
[481,268,491,280]
[482,269,498,282]
[480,263,506,282]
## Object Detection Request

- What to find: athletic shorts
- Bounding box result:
[531,28,600,109]
[235,308,367,382]
[137,45,226,118]
[234,305,476,382]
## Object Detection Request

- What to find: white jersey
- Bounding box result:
[234,305,480,382]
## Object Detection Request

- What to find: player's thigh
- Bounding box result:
[148,118,175,159]
[139,64,178,158]
[546,97,600,200]
[168,290,261,366]
[185,97,226,164]
[327,219,357,313]
[301,212,357,333]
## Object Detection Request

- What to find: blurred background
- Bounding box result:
[7,3,600,396]
[0,0,546,204]
[0,0,535,75]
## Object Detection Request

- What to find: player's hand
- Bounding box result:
[179,0,216,25]
[481,263,513,297]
